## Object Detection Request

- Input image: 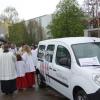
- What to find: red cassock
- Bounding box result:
[16,76,27,89]
[25,72,35,88]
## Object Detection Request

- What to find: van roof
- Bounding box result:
[39,37,100,45]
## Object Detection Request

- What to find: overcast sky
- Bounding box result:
[0,0,84,20]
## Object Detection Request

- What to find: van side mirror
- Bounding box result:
[59,57,71,68]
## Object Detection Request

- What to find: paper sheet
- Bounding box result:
[79,56,100,66]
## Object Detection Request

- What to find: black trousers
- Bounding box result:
[1,79,16,94]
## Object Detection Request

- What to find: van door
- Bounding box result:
[45,44,55,86]
[52,45,72,97]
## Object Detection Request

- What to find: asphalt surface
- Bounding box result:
[0,84,69,100]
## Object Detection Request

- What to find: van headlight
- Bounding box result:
[93,74,100,86]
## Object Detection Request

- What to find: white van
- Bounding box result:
[36,37,100,100]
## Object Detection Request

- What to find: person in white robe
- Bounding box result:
[22,45,36,88]
[16,54,27,90]
[31,48,37,69]
[0,43,17,95]
[9,43,17,54]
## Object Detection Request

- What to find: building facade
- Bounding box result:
[25,14,52,44]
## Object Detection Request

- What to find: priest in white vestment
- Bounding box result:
[0,43,17,95]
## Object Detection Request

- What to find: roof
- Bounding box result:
[39,37,100,46]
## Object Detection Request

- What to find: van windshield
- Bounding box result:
[72,42,100,67]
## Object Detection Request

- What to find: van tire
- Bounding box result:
[37,72,46,88]
[74,90,88,100]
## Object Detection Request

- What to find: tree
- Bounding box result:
[8,21,28,46]
[0,6,19,24]
[8,19,44,46]
[26,19,44,44]
[48,0,87,38]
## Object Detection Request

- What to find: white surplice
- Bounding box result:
[0,52,17,80]
[22,52,35,73]
[31,48,37,67]
[16,61,26,77]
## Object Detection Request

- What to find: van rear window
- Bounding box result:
[45,45,55,62]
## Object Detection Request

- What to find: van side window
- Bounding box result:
[37,45,45,60]
[56,45,71,68]
[45,45,55,62]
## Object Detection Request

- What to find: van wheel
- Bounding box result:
[74,90,88,100]
[37,73,46,88]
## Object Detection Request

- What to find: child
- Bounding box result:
[16,54,27,90]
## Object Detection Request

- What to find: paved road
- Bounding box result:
[0,85,69,100]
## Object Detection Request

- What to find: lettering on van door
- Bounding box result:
[40,62,49,75]
[40,61,51,83]
[56,71,68,83]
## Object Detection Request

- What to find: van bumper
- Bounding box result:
[88,89,100,100]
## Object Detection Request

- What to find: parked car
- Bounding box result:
[36,37,100,100]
